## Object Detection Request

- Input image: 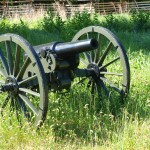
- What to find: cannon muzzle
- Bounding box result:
[34,39,98,57]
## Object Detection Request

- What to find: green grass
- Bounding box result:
[0,15,150,149]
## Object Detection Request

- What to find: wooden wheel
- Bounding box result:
[72,26,130,100]
[0,34,48,127]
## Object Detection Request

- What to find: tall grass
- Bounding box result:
[0,11,150,149]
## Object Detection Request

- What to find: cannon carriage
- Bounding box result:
[0,26,130,126]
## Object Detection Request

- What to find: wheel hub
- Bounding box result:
[87,63,108,78]
[87,63,100,78]
[1,76,18,94]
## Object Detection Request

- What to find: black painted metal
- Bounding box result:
[33,38,98,56]
[53,39,98,56]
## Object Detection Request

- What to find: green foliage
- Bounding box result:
[42,10,55,32]
[64,11,94,40]
[11,19,28,36]
[104,13,119,30]
[0,18,10,33]
[0,18,29,36]
[130,10,150,31]
[42,10,65,34]
[67,11,92,30]
[55,13,65,32]
[41,10,150,41]
[103,14,131,31]
[0,13,150,149]
[41,10,101,41]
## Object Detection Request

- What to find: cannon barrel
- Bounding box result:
[34,38,98,56]
[54,38,98,56]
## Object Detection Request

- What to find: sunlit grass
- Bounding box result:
[0,15,150,149]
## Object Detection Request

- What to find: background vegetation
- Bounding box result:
[0,10,150,149]
[0,10,150,41]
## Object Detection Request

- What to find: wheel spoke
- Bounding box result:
[96,80,109,97]
[86,33,89,39]
[14,99,22,123]
[84,52,91,63]
[95,82,103,100]
[16,57,31,80]
[100,76,121,93]
[5,41,14,75]
[80,58,88,66]
[91,82,95,100]
[19,93,38,116]
[18,74,37,85]
[0,49,9,75]
[100,72,123,76]
[19,88,40,97]
[76,77,87,84]
[86,32,95,62]
[0,95,10,114]
[7,98,15,124]
[17,96,30,121]
[100,57,120,70]
[13,44,21,76]
[90,50,95,62]
[0,67,7,78]
[98,42,113,66]
[10,98,15,112]
[94,33,102,63]
[0,80,5,84]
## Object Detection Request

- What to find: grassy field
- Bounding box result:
[0,13,150,149]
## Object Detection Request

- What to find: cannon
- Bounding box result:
[0,26,130,127]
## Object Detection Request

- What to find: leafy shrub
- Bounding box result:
[42,10,56,32]
[0,18,29,37]
[92,13,100,25]
[55,13,65,32]
[67,11,92,30]
[11,19,28,34]
[63,11,100,41]
[42,10,64,34]
[0,18,10,33]
[130,10,150,31]
[116,15,131,31]
[103,14,119,30]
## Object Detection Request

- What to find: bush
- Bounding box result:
[103,14,119,30]
[0,18,10,33]
[41,9,101,41]
[42,10,65,34]
[63,11,101,41]
[42,10,56,32]
[130,10,150,31]
[40,10,150,41]
[0,18,29,36]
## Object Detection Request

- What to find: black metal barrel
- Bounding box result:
[53,38,98,56]
[34,38,98,57]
